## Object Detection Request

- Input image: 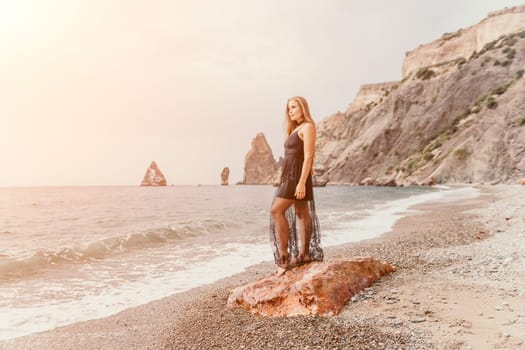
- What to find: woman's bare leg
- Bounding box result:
[271,197,294,269]
[295,201,312,263]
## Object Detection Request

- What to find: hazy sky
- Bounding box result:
[1,0,523,186]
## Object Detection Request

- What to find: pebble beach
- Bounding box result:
[1,184,524,350]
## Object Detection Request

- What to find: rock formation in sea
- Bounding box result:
[241,136,329,186]
[227,258,396,317]
[314,4,525,186]
[140,161,167,186]
[241,133,279,184]
[220,167,230,186]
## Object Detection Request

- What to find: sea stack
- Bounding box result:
[140,161,167,186]
[221,167,230,185]
[242,133,279,184]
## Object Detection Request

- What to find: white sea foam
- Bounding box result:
[0,242,271,340]
[323,186,480,246]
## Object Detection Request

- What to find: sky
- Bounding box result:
[1,0,524,186]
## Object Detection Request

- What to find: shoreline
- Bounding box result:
[0,185,468,341]
[1,184,524,349]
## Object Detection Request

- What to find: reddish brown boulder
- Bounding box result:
[520,178,525,185]
[227,258,396,317]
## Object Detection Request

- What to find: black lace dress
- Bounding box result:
[269,129,324,264]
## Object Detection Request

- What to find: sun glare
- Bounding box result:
[0,1,30,30]
[0,0,56,45]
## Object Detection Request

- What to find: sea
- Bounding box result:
[0,184,479,340]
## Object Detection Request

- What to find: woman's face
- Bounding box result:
[287,100,304,123]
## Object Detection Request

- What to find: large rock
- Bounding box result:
[241,133,279,184]
[220,167,230,185]
[227,258,396,317]
[140,161,167,186]
[359,177,376,186]
[312,176,328,187]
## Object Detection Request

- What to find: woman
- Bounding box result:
[270,96,324,274]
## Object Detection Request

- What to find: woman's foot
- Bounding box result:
[287,253,312,268]
[276,252,290,274]
[296,253,312,266]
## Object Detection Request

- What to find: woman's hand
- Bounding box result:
[295,182,306,199]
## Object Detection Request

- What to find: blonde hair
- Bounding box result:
[285,96,315,136]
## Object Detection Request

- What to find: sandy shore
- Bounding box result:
[1,185,524,349]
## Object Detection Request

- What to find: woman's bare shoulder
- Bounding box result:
[301,122,315,132]
[298,122,315,140]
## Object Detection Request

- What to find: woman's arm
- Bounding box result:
[295,123,315,199]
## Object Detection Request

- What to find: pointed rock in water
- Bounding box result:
[140,161,167,186]
[220,167,230,186]
[241,133,279,185]
[227,258,396,317]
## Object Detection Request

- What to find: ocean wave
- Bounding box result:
[0,221,228,279]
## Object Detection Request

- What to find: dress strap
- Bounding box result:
[291,122,308,135]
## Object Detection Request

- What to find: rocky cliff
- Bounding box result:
[402,4,525,78]
[345,82,400,115]
[242,6,525,186]
[241,133,279,184]
[315,18,525,186]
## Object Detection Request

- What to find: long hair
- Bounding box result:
[284,96,316,176]
[284,96,315,136]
